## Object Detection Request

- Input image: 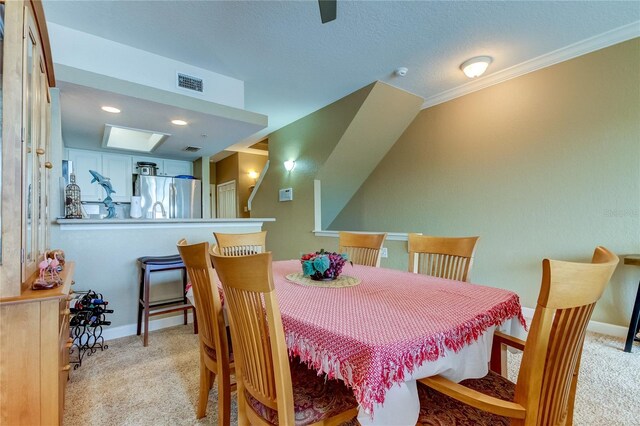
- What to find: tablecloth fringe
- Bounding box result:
[286,293,526,415]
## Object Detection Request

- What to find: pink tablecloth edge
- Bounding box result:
[286,293,527,414]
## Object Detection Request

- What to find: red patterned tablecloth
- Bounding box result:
[271,260,526,414]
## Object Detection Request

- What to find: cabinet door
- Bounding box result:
[36,57,50,257]
[163,160,192,177]
[102,153,132,202]
[67,149,102,201]
[22,9,41,277]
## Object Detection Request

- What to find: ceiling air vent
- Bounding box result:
[177,73,204,93]
[183,146,202,153]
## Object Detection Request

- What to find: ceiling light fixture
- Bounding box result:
[101,106,121,113]
[394,67,408,77]
[460,56,493,78]
[284,160,296,172]
[171,119,188,126]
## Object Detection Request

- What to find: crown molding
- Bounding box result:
[422,21,640,109]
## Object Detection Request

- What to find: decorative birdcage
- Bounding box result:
[65,174,82,219]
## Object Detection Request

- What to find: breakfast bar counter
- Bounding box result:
[51,218,275,334]
[57,217,274,229]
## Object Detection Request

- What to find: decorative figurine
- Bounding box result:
[47,249,65,271]
[65,173,82,219]
[33,251,63,290]
[89,170,117,219]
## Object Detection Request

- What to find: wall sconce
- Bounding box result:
[284,160,296,172]
[248,170,259,180]
[460,56,493,78]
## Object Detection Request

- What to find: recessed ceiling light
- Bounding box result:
[101,106,121,113]
[460,56,493,79]
[171,119,188,126]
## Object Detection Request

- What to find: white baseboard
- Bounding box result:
[101,312,195,342]
[521,307,628,338]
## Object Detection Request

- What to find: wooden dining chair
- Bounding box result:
[213,231,267,256]
[211,252,359,426]
[177,239,235,424]
[417,246,619,426]
[408,234,479,282]
[338,231,387,267]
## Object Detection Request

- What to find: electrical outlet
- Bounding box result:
[381,247,388,258]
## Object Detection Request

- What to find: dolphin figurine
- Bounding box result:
[89,170,116,196]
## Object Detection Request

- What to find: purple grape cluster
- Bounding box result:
[323,252,347,279]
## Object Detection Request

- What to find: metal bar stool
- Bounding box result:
[137,254,197,346]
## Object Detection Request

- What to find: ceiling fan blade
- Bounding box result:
[318,0,337,23]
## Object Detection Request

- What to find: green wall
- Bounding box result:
[251,84,374,257]
[331,39,640,326]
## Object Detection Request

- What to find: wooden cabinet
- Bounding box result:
[101,153,133,202]
[163,159,193,176]
[0,1,70,424]
[0,264,75,425]
[66,149,135,202]
[66,150,193,202]
[132,155,193,176]
[67,148,102,201]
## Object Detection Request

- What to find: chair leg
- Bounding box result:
[143,267,152,347]
[236,378,249,426]
[182,267,188,326]
[209,370,216,390]
[197,356,211,419]
[624,281,640,352]
[136,265,144,336]
[217,369,231,426]
[193,307,199,335]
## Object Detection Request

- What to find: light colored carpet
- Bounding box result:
[64,325,640,425]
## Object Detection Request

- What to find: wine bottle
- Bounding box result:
[90,307,114,315]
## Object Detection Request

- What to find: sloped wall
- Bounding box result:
[317,82,423,228]
[251,84,375,258]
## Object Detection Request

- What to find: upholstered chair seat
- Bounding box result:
[244,359,358,426]
[418,370,514,425]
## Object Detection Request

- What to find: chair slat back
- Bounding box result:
[213,231,267,256]
[177,239,230,364]
[408,234,479,282]
[514,246,618,426]
[211,252,295,424]
[338,232,387,267]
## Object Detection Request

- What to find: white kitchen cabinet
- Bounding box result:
[67,150,193,202]
[67,149,103,201]
[132,156,165,175]
[102,153,133,202]
[163,159,193,177]
[132,156,192,177]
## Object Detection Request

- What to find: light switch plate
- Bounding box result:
[380,247,388,258]
[279,188,293,202]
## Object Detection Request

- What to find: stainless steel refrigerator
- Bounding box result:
[134,175,202,219]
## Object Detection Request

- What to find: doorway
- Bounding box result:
[216,180,236,218]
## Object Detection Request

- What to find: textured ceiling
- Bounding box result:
[43,1,640,150]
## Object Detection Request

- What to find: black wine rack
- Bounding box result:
[69,289,113,369]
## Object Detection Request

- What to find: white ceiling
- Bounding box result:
[58,81,266,160]
[43,1,640,153]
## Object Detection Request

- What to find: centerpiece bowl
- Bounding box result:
[300,249,350,281]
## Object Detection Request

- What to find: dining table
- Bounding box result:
[187,260,527,425]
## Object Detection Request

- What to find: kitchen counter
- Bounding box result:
[56,217,275,230]
[50,217,275,334]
